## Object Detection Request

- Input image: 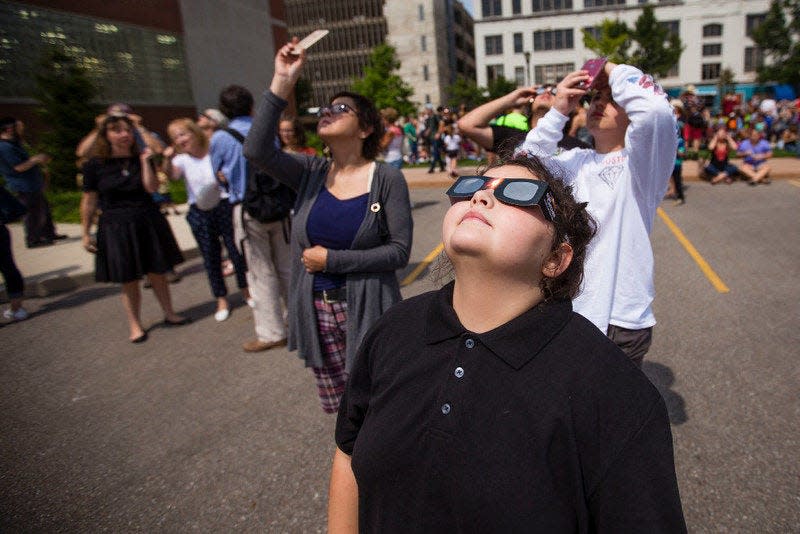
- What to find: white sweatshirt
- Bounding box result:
[517,65,677,333]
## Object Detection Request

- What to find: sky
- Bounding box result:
[461,0,474,16]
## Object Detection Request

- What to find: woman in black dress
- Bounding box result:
[80,115,188,343]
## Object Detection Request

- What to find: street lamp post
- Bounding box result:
[523,51,532,86]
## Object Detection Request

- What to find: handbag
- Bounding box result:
[0,186,27,224]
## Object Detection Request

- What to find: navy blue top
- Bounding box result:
[306,187,369,290]
[0,140,44,193]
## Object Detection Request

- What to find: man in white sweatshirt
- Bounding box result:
[517,61,677,366]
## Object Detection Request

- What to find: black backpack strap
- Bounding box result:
[223,127,246,145]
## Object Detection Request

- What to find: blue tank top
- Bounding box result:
[306,187,369,290]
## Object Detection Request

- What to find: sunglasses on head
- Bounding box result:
[317,102,355,118]
[536,86,557,96]
[445,176,557,222]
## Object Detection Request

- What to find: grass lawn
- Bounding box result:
[47,180,188,223]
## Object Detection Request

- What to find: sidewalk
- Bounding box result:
[2,208,199,300]
[2,157,798,300]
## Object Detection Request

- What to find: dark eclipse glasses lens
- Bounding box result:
[445,176,556,222]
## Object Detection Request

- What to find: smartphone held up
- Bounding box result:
[580,58,608,90]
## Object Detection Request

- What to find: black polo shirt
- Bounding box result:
[336,282,686,533]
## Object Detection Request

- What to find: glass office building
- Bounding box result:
[0,1,193,106]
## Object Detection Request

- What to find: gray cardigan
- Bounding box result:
[243,90,413,370]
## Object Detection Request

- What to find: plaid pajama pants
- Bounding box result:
[312,298,349,414]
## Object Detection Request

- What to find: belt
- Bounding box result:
[313,287,347,304]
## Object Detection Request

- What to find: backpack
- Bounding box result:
[224,128,296,223]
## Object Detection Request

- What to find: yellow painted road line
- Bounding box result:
[401,243,444,287]
[789,179,800,188]
[657,207,730,293]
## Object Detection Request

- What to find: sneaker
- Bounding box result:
[214,308,230,322]
[3,307,29,321]
[246,298,256,308]
[673,198,685,206]
[242,338,287,352]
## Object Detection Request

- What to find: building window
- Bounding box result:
[482,0,502,16]
[513,0,522,14]
[703,23,722,37]
[487,64,505,83]
[515,66,525,85]
[701,63,721,80]
[744,47,764,72]
[423,65,429,81]
[485,35,503,55]
[659,20,680,36]
[746,14,766,37]
[532,0,573,12]
[583,25,601,40]
[702,43,721,56]
[533,29,574,51]
[531,0,572,13]
[513,32,524,53]
[666,64,679,77]
[421,35,427,52]
[418,4,425,21]
[534,62,575,84]
[584,0,625,7]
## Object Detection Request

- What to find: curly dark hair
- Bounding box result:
[479,155,596,301]
[219,85,253,119]
[330,91,384,160]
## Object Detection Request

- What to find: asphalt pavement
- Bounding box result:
[1,170,799,532]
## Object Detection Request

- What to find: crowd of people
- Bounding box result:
[670,86,799,191]
[14,31,800,528]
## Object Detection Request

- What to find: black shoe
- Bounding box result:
[51,234,68,240]
[131,332,149,344]
[27,239,53,249]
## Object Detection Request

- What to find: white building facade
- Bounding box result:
[473,0,771,99]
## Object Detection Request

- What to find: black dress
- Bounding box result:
[82,157,183,283]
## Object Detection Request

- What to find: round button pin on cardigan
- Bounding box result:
[370,202,381,212]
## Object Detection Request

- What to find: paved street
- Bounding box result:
[1,179,799,532]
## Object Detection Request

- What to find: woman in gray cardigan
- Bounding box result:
[244,39,413,414]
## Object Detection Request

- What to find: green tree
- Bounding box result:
[583,6,683,78]
[351,44,415,116]
[582,19,632,63]
[486,77,518,100]
[628,5,684,78]
[752,0,800,86]
[294,77,314,115]
[446,76,487,110]
[34,47,99,190]
[717,67,736,98]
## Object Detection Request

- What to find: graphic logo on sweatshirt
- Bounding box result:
[628,75,665,96]
[599,164,624,188]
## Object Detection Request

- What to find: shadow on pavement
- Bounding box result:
[642,361,688,425]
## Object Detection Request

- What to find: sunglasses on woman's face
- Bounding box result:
[445,176,557,222]
[536,86,557,96]
[317,102,355,118]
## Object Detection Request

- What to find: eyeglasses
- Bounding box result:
[536,86,557,96]
[445,176,557,222]
[317,103,355,118]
